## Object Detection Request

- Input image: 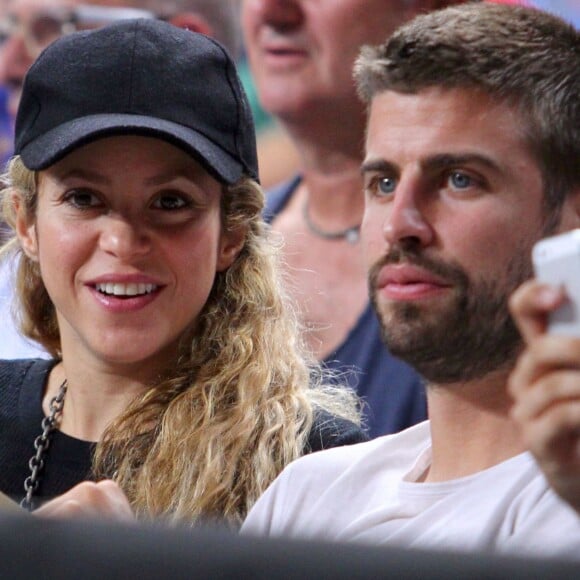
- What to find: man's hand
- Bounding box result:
[509,280,580,514]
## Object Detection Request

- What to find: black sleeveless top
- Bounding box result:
[0,359,367,508]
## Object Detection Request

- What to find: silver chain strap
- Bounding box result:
[21,380,68,512]
[302,200,361,244]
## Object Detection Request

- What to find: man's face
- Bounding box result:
[241,0,416,122]
[0,0,145,119]
[361,87,575,384]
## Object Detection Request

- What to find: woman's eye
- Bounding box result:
[63,189,101,208]
[152,193,190,210]
[448,171,473,190]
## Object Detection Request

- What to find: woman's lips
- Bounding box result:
[85,275,165,313]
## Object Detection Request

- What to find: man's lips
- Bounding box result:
[376,264,450,301]
[263,43,307,55]
[258,32,309,64]
[261,45,309,67]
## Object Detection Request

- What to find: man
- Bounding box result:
[241,2,580,557]
[0,0,240,359]
[240,0,479,437]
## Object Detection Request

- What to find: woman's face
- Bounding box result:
[16,135,244,373]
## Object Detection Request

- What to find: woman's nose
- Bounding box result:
[99,216,151,261]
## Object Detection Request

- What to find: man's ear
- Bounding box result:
[166,12,213,37]
[555,187,580,233]
[217,225,247,272]
[13,193,38,261]
[569,186,580,225]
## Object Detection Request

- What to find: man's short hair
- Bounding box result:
[354,3,580,211]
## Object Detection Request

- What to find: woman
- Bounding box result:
[0,18,365,525]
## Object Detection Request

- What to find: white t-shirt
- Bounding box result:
[242,421,580,560]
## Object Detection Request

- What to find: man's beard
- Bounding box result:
[369,242,535,384]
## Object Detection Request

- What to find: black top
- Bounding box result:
[0,359,367,508]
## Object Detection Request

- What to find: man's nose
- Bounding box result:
[251,0,304,29]
[382,184,434,249]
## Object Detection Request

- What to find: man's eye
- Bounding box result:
[378,177,397,194]
[63,189,100,208]
[152,194,190,210]
[448,172,473,190]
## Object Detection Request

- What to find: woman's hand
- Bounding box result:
[34,480,134,522]
[509,280,580,514]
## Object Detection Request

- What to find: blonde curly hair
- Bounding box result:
[1,156,360,525]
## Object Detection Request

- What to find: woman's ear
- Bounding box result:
[13,193,38,261]
[217,225,247,272]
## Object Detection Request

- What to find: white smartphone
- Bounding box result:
[532,229,580,337]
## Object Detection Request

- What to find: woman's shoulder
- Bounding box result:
[305,408,370,454]
[0,358,55,389]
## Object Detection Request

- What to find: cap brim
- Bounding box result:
[18,114,246,184]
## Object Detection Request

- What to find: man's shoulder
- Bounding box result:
[292,420,430,482]
[241,421,431,537]
[263,175,301,223]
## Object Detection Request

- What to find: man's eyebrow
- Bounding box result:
[360,159,398,176]
[421,153,501,173]
[360,153,501,176]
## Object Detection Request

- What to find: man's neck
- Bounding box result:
[298,163,366,224]
[424,369,525,482]
[277,103,368,224]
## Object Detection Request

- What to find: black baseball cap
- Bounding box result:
[14,18,259,185]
